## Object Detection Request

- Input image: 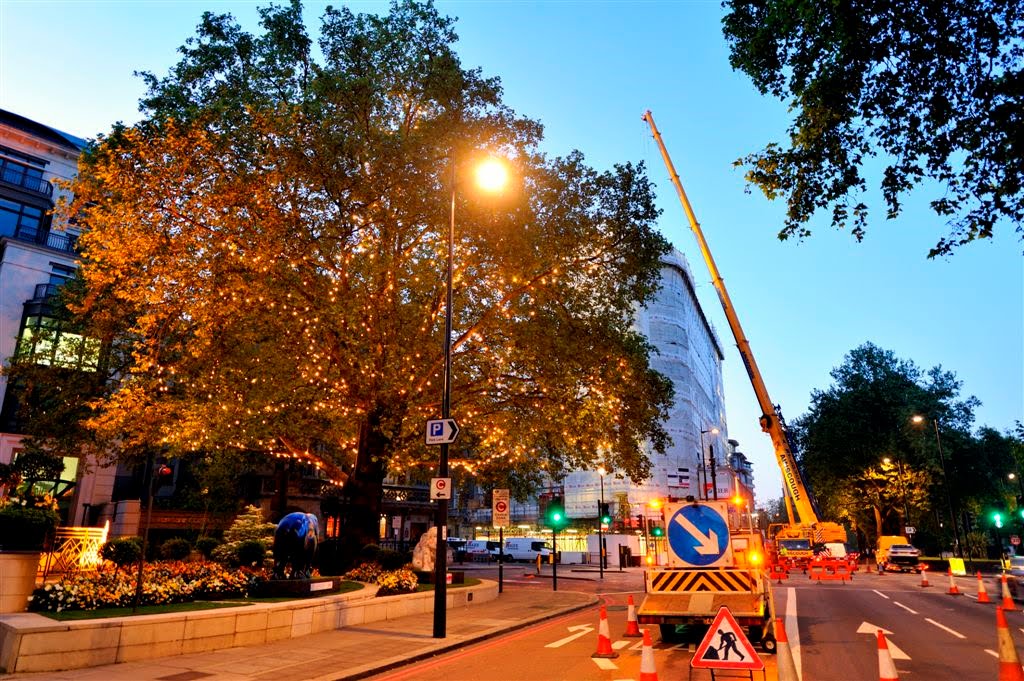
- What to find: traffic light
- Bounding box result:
[546,496,566,529]
[599,502,612,526]
[650,525,664,537]
[994,512,1004,529]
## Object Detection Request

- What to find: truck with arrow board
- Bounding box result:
[636,500,776,651]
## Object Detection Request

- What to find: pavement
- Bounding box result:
[0,567,606,681]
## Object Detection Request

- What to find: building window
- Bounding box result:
[15,313,100,371]
[0,157,50,196]
[0,197,44,240]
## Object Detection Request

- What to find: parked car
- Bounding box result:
[502,538,552,562]
[463,540,502,562]
[880,544,921,573]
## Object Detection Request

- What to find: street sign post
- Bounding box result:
[905,526,916,535]
[425,418,460,445]
[492,489,510,528]
[430,477,452,500]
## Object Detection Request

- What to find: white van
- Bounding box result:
[462,540,501,561]
[503,537,552,562]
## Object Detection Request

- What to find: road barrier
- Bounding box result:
[591,605,619,659]
[775,617,799,681]
[769,564,789,583]
[877,630,899,681]
[978,571,992,603]
[996,606,1024,681]
[623,595,642,637]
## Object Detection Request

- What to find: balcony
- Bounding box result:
[7,227,78,255]
[0,160,53,197]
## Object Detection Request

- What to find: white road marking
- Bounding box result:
[545,625,594,648]
[884,639,912,661]
[786,586,801,681]
[592,657,619,670]
[628,640,645,650]
[873,589,890,599]
[894,601,918,614]
[986,649,998,658]
[612,640,630,650]
[925,618,966,639]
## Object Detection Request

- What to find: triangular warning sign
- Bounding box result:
[691,606,764,670]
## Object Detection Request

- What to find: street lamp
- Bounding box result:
[911,414,963,558]
[597,466,608,578]
[699,427,719,500]
[433,154,508,639]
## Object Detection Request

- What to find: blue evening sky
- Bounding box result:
[1,1,1021,501]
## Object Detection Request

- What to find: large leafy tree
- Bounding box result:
[794,342,981,549]
[723,0,1024,257]
[64,0,673,545]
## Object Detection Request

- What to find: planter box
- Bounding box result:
[0,552,40,614]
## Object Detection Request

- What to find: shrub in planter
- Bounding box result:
[195,537,220,559]
[358,544,381,564]
[377,548,410,571]
[160,537,193,560]
[236,539,268,568]
[100,537,142,574]
[0,505,59,551]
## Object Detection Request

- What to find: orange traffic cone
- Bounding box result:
[639,628,658,681]
[1003,573,1018,611]
[592,605,619,658]
[775,617,799,681]
[877,629,899,681]
[979,571,993,603]
[996,607,1024,681]
[947,569,961,595]
[623,595,642,637]
[919,567,930,587]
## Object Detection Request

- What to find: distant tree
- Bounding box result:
[62,0,674,549]
[722,0,1024,257]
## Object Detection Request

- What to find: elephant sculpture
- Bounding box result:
[272,512,319,579]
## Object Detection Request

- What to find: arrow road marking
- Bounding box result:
[545,625,594,648]
[856,622,910,660]
[674,513,719,554]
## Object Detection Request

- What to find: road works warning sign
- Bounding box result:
[691,606,764,671]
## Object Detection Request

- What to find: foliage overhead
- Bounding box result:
[64,0,673,496]
[722,0,1024,257]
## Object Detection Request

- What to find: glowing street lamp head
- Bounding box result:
[474,157,509,193]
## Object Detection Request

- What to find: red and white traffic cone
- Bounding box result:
[639,628,658,681]
[592,605,619,658]
[623,595,642,637]
[996,606,1024,681]
[1003,573,1018,611]
[947,568,961,595]
[877,629,899,681]
[775,617,799,681]
[919,567,930,587]
[979,571,993,603]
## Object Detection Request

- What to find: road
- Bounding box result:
[365,564,1019,681]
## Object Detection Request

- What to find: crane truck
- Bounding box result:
[641,110,846,549]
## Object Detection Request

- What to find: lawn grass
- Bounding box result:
[38,580,365,621]
[416,577,481,592]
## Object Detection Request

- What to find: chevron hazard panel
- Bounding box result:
[647,569,755,593]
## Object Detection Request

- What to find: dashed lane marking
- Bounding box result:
[925,618,965,639]
[612,640,630,650]
[873,590,890,599]
[894,601,918,614]
[592,657,619,671]
[629,640,645,650]
[985,649,998,658]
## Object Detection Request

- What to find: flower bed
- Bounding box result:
[342,562,418,596]
[28,560,264,612]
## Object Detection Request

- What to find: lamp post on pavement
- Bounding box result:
[911,414,963,558]
[597,466,607,578]
[432,155,508,639]
[699,427,719,500]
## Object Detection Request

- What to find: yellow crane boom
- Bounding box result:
[642,110,842,542]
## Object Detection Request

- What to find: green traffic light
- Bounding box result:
[601,515,612,525]
[651,526,664,537]
[994,512,1004,528]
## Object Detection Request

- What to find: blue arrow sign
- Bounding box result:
[667,503,730,566]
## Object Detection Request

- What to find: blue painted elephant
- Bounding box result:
[273,512,319,579]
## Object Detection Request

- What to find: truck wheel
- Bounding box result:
[761,635,777,654]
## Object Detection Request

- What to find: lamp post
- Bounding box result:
[912,414,963,558]
[699,427,719,500]
[597,466,607,578]
[432,155,508,639]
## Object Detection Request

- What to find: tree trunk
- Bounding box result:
[873,505,883,538]
[342,408,391,553]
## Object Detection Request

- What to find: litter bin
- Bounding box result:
[619,545,632,569]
